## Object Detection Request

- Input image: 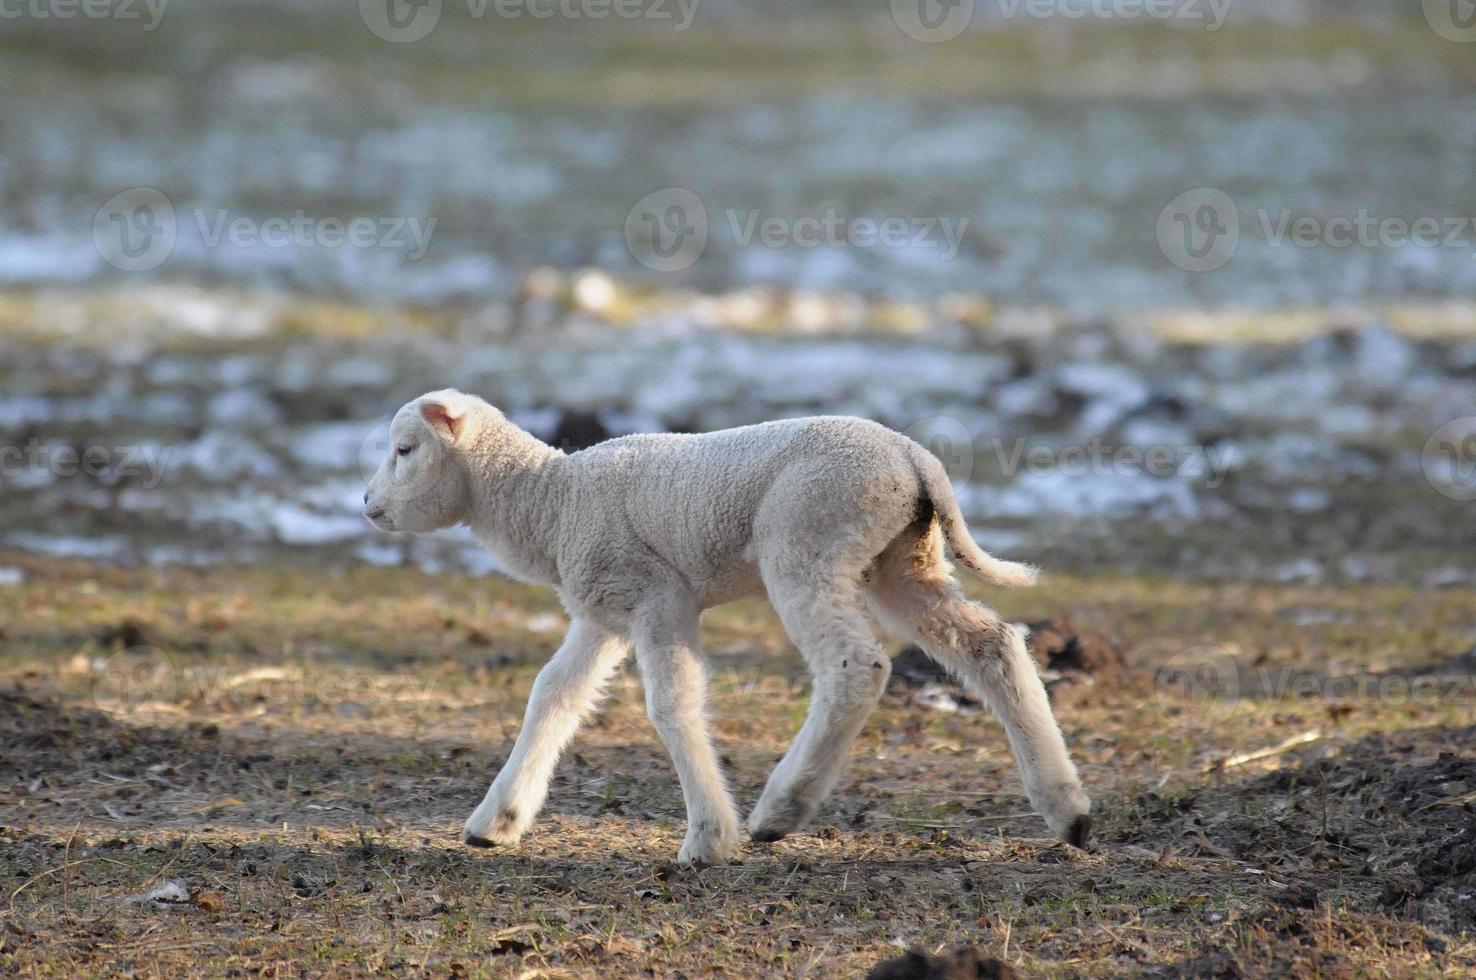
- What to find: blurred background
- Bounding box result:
[2,0,1474,583]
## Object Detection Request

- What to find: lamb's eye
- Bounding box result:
[396,444,413,457]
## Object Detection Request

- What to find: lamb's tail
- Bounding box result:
[910,445,1039,588]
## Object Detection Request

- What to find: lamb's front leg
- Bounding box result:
[464,619,630,848]
[634,596,740,865]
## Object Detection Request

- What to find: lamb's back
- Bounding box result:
[557,416,911,589]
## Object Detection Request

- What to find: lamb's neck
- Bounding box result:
[465,432,566,586]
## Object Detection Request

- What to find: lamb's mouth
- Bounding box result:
[364,509,396,531]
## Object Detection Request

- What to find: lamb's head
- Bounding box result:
[363,389,487,534]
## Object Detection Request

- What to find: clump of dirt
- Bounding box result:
[1024,619,1142,701]
[886,620,1136,711]
[94,617,159,650]
[1404,646,1476,677]
[1156,726,1476,934]
[0,688,196,768]
[1162,904,1353,979]
[887,646,979,712]
[1372,751,1476,930]
[889,646,951,688]
[1272,881,1321,910]
[1154,872,1449,978]
[866,947,1014,980]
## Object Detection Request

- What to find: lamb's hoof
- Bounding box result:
[747,824,789,843]
[677,822,739,866]
[1063,814,1092,849]
[464,803,524,849]
[747,795,810,843]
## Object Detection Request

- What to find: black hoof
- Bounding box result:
[749,826,788,843]
[1065,814,1092,849]
[463,833,496,849]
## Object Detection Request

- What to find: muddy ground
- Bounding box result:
[2,556,1475,976]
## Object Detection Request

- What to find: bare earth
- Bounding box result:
[2,556,1475,977]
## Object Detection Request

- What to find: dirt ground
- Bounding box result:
[2,555,1475,977]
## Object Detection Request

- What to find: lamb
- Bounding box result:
[362,389,1091,864]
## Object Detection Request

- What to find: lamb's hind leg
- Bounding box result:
[866,527,1092,846]
[747,572,891,842]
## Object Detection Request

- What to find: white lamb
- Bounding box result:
[363,389,1091,864]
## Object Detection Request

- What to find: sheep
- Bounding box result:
[363,388,1091,864]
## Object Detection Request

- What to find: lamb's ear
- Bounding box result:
[419,395,468,444]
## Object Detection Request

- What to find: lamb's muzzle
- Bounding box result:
[364,389,1091,862]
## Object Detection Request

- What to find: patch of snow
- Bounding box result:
[7,533,128,559]
[269,503,367,544]
[1424,567,1470,588]
[288,421,375,471]
[355,541,403,566]
[1054,362,1149,405]
[0,396,58,428]
[175,432,283,482]
[1274,558,1324,583]
[966,470,1200,520]
[1286,488,1333,512]
[208,388,282,428]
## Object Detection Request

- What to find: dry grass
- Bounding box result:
[2,555,1475,977]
